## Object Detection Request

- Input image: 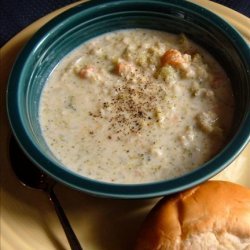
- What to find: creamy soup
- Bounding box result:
[39,29,235,184]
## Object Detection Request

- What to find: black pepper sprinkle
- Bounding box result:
[89,61,170,137]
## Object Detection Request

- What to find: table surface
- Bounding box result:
[1,1,249,250]
[1,0,250,47]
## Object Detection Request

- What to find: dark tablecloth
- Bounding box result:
[1,0,249,47]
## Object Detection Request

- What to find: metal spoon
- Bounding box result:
[9,137,83,250]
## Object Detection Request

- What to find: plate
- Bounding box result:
[1,1,249,249]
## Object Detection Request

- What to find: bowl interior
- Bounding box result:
[7,0,250,198]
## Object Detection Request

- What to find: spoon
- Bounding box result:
[9,137,83,250]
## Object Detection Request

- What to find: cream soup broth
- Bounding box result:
[40,29,234,183]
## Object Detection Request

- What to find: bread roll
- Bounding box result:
[135,181,250,250]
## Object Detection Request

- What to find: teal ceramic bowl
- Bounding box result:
[7,0,250,198]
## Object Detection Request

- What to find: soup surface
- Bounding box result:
[40,29,234,183]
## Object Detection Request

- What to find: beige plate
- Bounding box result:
[0,0,249,249]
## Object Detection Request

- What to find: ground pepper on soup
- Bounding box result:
[39,29,235,183]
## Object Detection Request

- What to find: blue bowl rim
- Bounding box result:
[6,0,250,199]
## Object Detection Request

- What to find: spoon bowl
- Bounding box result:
[9,137,52,190]
[9,137,83,250]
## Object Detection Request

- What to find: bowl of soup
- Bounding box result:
[7,0,250,198]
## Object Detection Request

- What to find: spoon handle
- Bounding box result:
[49,189,83,250]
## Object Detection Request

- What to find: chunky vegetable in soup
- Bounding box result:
[40,29,234,183]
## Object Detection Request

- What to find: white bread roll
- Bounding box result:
[135,181,250,250]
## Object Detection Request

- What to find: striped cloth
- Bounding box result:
[210,0,250,16]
